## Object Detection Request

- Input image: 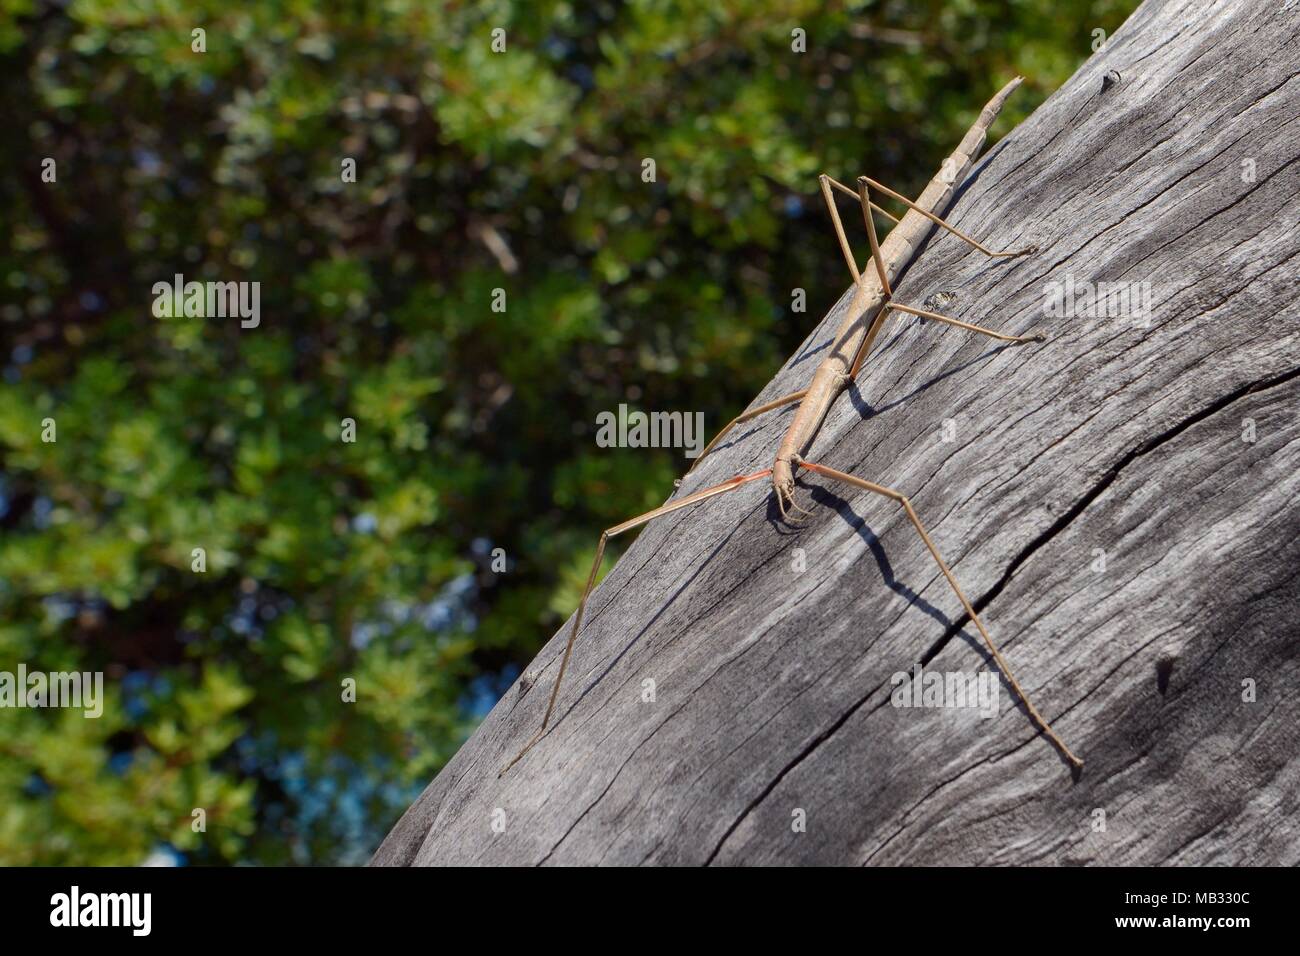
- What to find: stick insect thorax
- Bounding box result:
[772,77,1025,512]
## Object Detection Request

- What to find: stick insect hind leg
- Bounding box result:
[500,467,774,776]
[794,456,1083,769]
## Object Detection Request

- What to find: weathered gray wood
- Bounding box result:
[374,0,1300,866]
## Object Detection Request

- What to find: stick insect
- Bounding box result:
[502,76,1083,776]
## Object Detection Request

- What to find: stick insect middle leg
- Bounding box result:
[794,456,1083,769]
[501,466,774,776]
[848,302,1043,380]
[833,177,1043,379]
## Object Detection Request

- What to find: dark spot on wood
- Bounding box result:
[923,290,959,311]
[1156,656,1176,695]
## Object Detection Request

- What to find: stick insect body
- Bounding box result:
[503,77,1083,777]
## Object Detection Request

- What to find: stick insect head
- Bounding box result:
[772,454,813,522]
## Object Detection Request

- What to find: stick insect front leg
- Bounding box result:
[500,467,774,776]
[794,456,1083,769]
[683,389,807,478]
[830,176,1043,379]
[823,174,1037,260]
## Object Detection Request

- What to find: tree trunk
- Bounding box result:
[374,0,1300,866]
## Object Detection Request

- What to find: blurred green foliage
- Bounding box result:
[0,0,1136,864]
